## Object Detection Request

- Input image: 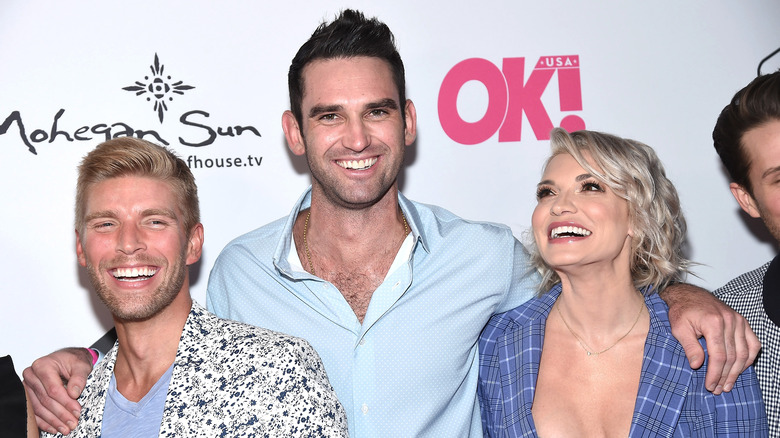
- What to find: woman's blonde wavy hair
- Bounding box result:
[532,128,689,294]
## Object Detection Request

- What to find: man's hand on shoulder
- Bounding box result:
[661,283,760,394]
[22,347,93,435]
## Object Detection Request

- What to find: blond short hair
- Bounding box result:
[75,137,199,235]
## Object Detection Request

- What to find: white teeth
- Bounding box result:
[112,267,157,279]
[337,157,377,170]
[550,226,592,239]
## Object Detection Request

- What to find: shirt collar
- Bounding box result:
[272,187,429,277]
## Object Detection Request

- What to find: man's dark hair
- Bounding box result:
[713,70,780,195]
[288,9,406,127]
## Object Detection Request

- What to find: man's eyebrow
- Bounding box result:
[309,104,343,119]
[307,98,399,119]
[761,166,780,180]
[365,98,399,111]
[142,208,178,220]
[84,208,178,222]
[84,210,118,223]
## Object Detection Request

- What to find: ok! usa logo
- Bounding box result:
[438,55,585,145]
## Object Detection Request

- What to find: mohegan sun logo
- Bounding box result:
[123,53,195,123]
[2,51,262,155]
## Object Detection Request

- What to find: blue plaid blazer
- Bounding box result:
[478,285,768,437]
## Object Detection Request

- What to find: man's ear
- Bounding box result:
[282,110,306,156]
[185,223,204,265]
[404,99,417,146]
[730,182,761,218]
[75,230,87,267]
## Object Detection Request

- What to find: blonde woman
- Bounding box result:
[478,129,767,437]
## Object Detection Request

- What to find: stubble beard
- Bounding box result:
[306,144,404,210]
[87,251,187,322]
[756,201,780,244]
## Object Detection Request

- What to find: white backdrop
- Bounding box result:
[2,1,779,375]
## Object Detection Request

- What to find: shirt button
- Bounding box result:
[361,404,369,414]
[359,338,366,346]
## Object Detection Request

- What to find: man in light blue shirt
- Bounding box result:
[206,11,537,436]
[208,188,536,437]
[205,9,758,438]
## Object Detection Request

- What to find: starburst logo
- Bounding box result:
[123,54,195,123]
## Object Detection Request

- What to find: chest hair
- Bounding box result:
[318,246,397,323]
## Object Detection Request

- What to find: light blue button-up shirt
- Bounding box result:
[206,188,538,437]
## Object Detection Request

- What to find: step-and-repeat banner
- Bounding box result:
[2,1,779,373]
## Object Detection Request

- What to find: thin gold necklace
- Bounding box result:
[302,209,409,276]
[555,294,644,357]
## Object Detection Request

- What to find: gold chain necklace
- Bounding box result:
[555,295,644,357]
[302,209,409,276]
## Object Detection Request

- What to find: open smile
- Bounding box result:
[110,266,158,282]
[336,157,378,170]
[549,225,592,239]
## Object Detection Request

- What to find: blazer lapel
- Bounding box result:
[629,296,692,437]
[72,343,119,438]
[158,303,208,437]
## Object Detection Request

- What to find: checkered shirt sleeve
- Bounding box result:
[716,262,780,436]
